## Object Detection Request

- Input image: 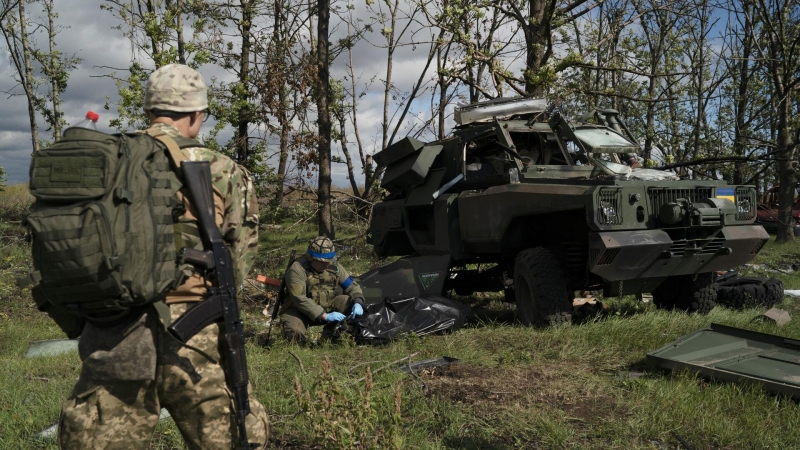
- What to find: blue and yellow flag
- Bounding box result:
[716,187,735,202]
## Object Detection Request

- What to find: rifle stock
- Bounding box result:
[168,161,256,449]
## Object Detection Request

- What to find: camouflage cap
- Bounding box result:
[307,236,336,262]
[144,64,208,112]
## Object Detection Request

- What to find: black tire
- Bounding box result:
[717,277,784,309]
[513,248,573,327]
[652,273,717,314]
[503,286,516,304]
[454,287,474,296]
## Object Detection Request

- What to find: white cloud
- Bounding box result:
[0,0,468,189]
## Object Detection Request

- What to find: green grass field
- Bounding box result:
[3,187,800,449]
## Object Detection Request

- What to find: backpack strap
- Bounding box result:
[139,127,199,177]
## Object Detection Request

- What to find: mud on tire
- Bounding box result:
[652,273,717,314]
[513,248,573,327]
[716,277,784,309]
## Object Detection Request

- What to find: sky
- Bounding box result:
[0,0,465,187]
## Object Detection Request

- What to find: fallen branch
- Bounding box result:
[288,351,305,373]
[349,359,388,373]
[671,432,695,450]
[286,211,317,231]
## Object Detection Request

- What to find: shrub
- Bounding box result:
[0,184,33,223]
[294,356,403,449]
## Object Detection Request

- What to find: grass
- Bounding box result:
[3,184,800,448]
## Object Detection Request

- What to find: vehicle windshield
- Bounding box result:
[572,127,639,153]
[590,157,679,180]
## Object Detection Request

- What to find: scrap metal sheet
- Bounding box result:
[648,323,800,399]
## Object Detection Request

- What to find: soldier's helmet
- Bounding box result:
[307,236,336,262]
[144,64,208,112]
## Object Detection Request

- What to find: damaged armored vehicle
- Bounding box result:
[365,96,769,326]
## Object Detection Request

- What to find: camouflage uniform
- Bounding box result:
[280,237,364,342]
[59,64,268,449]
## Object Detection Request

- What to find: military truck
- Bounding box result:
[365,97,769,326]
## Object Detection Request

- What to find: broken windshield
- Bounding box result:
[572,126,639,153]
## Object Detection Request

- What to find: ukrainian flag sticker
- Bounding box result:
[717,187,735,202]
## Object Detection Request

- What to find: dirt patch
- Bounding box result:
[422,362,621,423]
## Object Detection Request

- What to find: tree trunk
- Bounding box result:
[523,0,549,96]
[317,0,333,238]
[175,0,186,64]
[272,0,288,206]
[274,108,290,206]
[45,0,62,140]
[18,0,38,152]
[775,98,795,242]
[236,0,253,163]
[381,1,397,151]
[732,5,753,185]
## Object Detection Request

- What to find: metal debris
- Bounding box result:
[25,339,78,358]
[33,422,58,440]
[758,308,791,327]
[400,356,459,373]
[648,323,800,399]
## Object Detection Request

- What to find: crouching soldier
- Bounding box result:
[280,237,365,342]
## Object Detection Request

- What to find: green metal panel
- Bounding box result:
[648,323,800,399]
[405,169,447,206]
[356,254,452,303]
[374,136,425,167]
[381,145,444,193]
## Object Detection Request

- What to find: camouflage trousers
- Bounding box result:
[280,294,354,343]
[58,303,268,449]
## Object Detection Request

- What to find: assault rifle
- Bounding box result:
[167,161,256,449]
[265,249,296,344]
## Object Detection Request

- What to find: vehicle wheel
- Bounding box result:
[717,277,784,309]
[503,286,516,304]
[513,248,573,327]
[652,273,717,314]
[454,287,474,296]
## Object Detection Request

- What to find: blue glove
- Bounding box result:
[324,311,346,322]
[350,303,364,319]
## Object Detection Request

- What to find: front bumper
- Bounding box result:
[588,225,769,281]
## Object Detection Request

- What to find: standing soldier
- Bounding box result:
[58,64,269,449]
[280,237,365,342]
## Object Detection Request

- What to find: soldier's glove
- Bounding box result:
[350,303,364,319]
[324,311,346,322]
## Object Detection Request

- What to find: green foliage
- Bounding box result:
[0,184,34,222]
[106,62,149,132]
[293,356,403,449]
[259,199,317,224]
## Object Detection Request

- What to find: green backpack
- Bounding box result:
[21,126,197,325]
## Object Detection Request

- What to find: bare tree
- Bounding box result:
[1,0,39,151]
[33,0,82,141]
[317,0,333,237]
[749,0,800,242]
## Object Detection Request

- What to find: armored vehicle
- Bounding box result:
[365,97,769,326]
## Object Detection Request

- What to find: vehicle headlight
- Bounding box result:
[737,198,751,214]
[600,200,617,221]
[597,189,623,225]
[734,187,756,221]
